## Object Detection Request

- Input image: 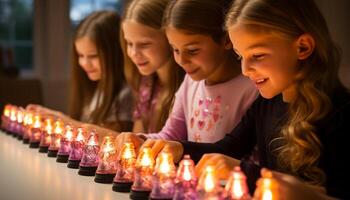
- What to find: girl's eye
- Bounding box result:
[252,54,265,60]
[173,48,180,54]
[139,43,150,48]
[126,42,132,47]
[236,54,242,61]
[187,49,199,55]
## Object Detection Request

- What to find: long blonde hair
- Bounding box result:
[226,0,346,184]
[69,11,125,130]
[121,0,185,132]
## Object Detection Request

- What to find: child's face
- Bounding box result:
[75,36,101,81]
[122,20,172,76]
[165,26,230,83]
[229,24,300,102]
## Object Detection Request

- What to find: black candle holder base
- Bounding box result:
[130,189,151,200]
[112,182,133,193]
[67,160,80,169]
[29,141,40,148]
[38,146,49,153]
[47,150,58,157]
[17,135,23,140]
[78,166,98,176]
[94,173,116,184]
[56,154,69,163]
[23,138,29,144]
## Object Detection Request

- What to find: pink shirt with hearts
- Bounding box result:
[146,74,258,142]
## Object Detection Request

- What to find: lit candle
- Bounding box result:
[15,107,25,139]
[173,155,198,200]
[8,105,18,135]
[113,142,137,192]
[259,178,278,200]
[130,147,154,200]
[94,136,118,183]
[67,127,86,168]
[150,151,176,200]
[224,167,251,200]
[47,120,64,157]
[39,118,53,153]
[29,114,42,148]
[22,111,34,144]
[1,104,11,132]
[78,130,100,176]
[56,124,75,163]
[196,166,223,200]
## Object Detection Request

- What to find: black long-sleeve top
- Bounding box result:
[181,89,350,199]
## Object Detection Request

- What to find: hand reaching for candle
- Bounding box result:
[195,153,240,181]
[253,168,336,200]
[115,132,145,155]
[140,139,184,163]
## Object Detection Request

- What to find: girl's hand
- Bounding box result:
[140,139,184,163]
[253,169,335,200]
[195,153,240,180]
[115,132,145,154]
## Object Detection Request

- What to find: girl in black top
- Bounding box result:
[140,0,350,199]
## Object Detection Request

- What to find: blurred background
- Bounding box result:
[0,0,349,114]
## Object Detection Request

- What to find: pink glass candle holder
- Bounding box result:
[223,167,251,200]
[47,120,64,157]
[130,147,155,200]
[150,151,176,200]
[8,105,18,136]
[112,142,137,192]
[1,104,11,132]
[15,107,25,140]
[255,177,278,200]
[78,130,100,176]
[29,114,42,148]
[173,155,198,200]
[39,118,53,153]
[56,124,75,163]
[67,127,86,168]
[196,166,224,200]
[22,112,34,144]
[94,136,118,183]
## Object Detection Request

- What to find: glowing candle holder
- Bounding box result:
[1,104,11,132]
[196,166,224,200]
[173,155,198,200]
[78,130,100,176]
[15,107,25,140]
[48,120,64,157]
[223,167,251,200]
[29,114,42,148]
[257,177,278,200]
[94,136,118,183]
[67,127,86,168]
[22,112,34,144]
[39,118,54,153]
[112,142,137,192]
[56,124,75,163]
[8,105,18,136]
[149,151,176,200]
[130,147,154,200]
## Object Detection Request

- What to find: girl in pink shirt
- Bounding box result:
[116,0,258,148]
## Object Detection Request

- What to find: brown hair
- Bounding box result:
[69,11,126,130]
[226,0,347,184]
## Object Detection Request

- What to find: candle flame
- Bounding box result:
[262,178,273,200]
[140,148,152,167]
[158,153,171,174]
[122,143,134,159]
[54,120,63,134]
[4,105,10,117]
[76,128,85,141]
[33,115,41,128]
[203,166,215,192]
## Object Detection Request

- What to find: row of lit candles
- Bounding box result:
[1,104,276,200]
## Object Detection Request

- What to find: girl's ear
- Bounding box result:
[223,34,233,50]
[296,33,315,60]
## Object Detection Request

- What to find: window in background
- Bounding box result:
[70,0,124,26]
[0,0,33,75]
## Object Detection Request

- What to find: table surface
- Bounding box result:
[0,131,130,200]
